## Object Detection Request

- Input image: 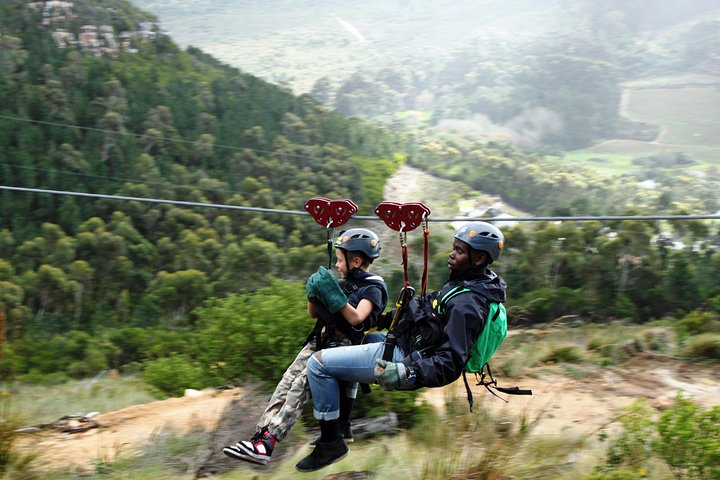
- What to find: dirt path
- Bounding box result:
[373,163,501,277]
[16,388,247,474]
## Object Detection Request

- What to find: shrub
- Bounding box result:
[142,355,208,397]
[675,310,719,340]
[542,343,584,364]
[682,333,720,360]
[495,336,548,377]
[654,395,720,480]
[598,396,720,480]
[0,402,38,478]
[585,469,647,480]
[586,326,646,365]
[605,399,654,469]
[642,328,674,353]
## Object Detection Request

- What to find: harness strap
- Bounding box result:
[462,363,533,411]
[421,218,429,297]
[381,286,414,361]
[400,230,409,288]
[326,226,334,270]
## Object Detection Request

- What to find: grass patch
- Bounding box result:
[542,343,585,364]
[561,151,640,175]
[623,87,720,147]
[0,401,38,479]
[682,333,720,360]
[1,374,159,425]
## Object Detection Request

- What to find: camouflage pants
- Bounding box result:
[258,335,354,441]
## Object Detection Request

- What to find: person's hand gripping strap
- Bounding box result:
[306,266,348,313]
[374,359,408,390]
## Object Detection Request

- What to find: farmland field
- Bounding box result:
[622,86,720,147]
[567,82,720,174]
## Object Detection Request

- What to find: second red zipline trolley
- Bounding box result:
[374,201,431,360]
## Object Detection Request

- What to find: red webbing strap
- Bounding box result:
[421,218,429,297]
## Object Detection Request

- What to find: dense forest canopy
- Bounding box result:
[0,0,405,336]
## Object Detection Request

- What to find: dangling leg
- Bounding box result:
[223,343,315,465]
[296,343,382,472]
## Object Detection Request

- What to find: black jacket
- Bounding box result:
[396,269,507,388]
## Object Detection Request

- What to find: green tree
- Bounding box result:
[147,269,210,327]
[20,264,75,323]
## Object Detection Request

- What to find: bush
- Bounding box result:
[542,343,584,364]
[605,399,654,469]
[682,333,720,360]
[142,355,208,397]
[585,469,647,480]
[655,395,720,480]
[598,396,720,480]
[192,281,320,388]
[0,402,38,478]
[675,310,720,340]
[642,328,674,353]
[586,325,646,365]
[495,333,548,377]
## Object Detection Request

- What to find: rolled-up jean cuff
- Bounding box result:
[313,408,340,421]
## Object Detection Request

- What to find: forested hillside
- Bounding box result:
[0,0,718,401]
[0,0,405,376]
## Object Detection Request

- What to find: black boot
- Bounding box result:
[309,421,354,446]
[338,393,355,443]
[295,437,348,472]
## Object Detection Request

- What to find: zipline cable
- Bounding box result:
[2,185,720,223]
[0,161,253,197]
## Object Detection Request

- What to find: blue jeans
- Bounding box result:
[307,332,406,420]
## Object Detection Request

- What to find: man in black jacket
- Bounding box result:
[296,221,507,472]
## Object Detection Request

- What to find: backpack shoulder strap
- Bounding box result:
[435,285,471,316]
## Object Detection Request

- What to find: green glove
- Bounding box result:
[305,269,319,300]
[307,267,348,313]
[374,359,403,390]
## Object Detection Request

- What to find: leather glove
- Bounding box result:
[374,359,404,390]
[306,266,347,313]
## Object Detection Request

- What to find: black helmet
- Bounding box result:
[335,228,381,260]
[454,221,504,262]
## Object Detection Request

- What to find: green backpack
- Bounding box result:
[437,286,530,410]
[436,286,507,373]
